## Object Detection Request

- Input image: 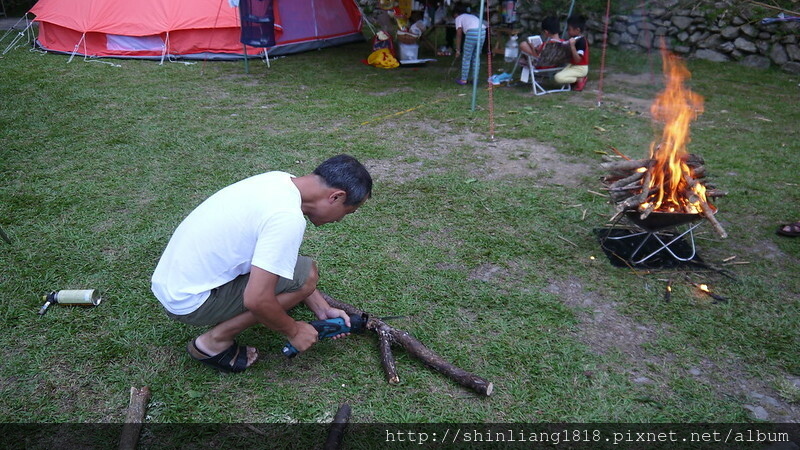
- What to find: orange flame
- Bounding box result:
[641,49,709,214]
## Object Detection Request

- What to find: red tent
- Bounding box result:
[30,0,364,60]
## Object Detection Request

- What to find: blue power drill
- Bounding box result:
[282,314,367,358]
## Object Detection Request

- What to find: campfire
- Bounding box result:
[602,48,727,239]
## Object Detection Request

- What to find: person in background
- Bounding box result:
[151,155,372,373]
[554,14,589,91]
[453,4,487,85]
[519,16,563,62]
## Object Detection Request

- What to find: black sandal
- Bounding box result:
[777,222,800,237]
[187,339,253,373]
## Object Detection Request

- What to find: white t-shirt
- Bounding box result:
[455,14,485,32]
[151,172,306,315]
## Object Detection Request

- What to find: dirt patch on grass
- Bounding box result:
[366,123,591,186]
[545,276,800,422]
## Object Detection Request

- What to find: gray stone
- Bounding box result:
[787,44,800,61]
[627,25,639,35]
[695,49,729,62]
[740,55,771,69]
[732,16,746,26]
[756,40,770,55]
[758,32,771,40]
[731,49,743,59]
[673,15,693,30]
[719,41,736,54]
[674,45,691,54]
[734,37,757,53]
[720,26,739,39]
[651,8,667,17]
[609,32,621,46]
[655,26,669,36]
[744,405,769,421]
[741,23,758,38]
[781,35,798,45]
[620,32,636,45]
[636,32,653,49]
[678,31,689,42]
[633,376,653,384]
[699,34,723,49]
[783,61,800,74]
[689,31,708,44]
[770,44,789,65]
[689,368,702,376]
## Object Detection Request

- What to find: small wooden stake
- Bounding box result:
[323,403,351,450]
[118,386,151,450]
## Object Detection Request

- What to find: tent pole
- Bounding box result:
[243,44,249,73]
[470,0,486,111]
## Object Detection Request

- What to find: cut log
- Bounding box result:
[608,170,645,190]
[377,327,400,384]
[323,403,351,450]
[118,386,151,450]
[600,158,652,172]
[321,292,494,396]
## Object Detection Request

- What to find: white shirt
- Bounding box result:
[151,172,306,315]
[455,14,485,32]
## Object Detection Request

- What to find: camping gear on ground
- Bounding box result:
[28,0,363,60]
[504,34,518,62]
[367,48,399,68]
[397,30,419,61]
[38,289,102,315]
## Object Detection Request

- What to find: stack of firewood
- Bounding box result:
[601,151,728,238]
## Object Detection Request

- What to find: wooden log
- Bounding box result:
[118,386,151,450]
[608,170,644,190]
[320,292,494,396]
[698,199,728,238]
[600,158,652,172]
[323,403,351,450]
[383,324,494,396]
[377,327,400,384]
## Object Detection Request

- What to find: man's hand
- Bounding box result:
[317,307,351,340]
[287,321,318,352]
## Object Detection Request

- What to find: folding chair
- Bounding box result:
[510,53,570,96]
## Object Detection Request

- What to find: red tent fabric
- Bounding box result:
[30,0,363,60]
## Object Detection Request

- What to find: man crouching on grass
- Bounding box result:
[151,154,372,373]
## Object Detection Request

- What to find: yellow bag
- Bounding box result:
[367,48,399,69]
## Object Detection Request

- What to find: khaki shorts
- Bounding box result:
[166,255,313,327]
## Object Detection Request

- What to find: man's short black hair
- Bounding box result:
[567,14,586,32]
[541,16,561,35]
[313,154,373,206]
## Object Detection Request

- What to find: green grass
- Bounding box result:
[1,34,799,431]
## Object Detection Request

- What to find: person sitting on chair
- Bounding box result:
[554,14,589,91]
[519,16,563,65]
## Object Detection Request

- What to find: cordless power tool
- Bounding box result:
[281,314,367,358]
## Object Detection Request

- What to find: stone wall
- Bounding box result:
[513,0,800,74]
[356,0,799,73]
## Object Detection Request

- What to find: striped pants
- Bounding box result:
[460,28,486,81]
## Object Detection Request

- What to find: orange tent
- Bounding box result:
[30,0,363,60]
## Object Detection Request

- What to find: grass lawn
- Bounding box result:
[1,31,799,435]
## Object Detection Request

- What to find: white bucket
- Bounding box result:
[399,43,419,61]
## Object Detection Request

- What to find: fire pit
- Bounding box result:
[599,48,727,266]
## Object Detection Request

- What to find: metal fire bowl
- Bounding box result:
[624,210,703,231]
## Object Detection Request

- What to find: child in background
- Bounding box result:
[519,16,563,63]
[453,4,487,85]
[554,15,589,91]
